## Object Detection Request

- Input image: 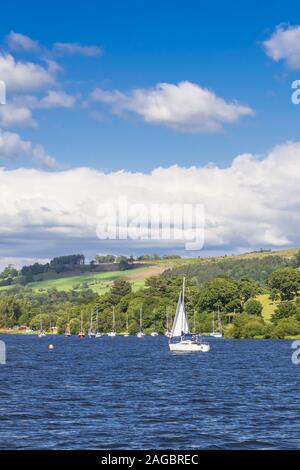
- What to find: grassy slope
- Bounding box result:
[257,294,278,322]
[0,246,298,295]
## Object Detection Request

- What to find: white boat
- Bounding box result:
[94,312,102,337]
[38,320,46,338]
[210,308,223,338]
[165,309,171,337]
[78,313,85,338]
[136,306,145,338]
[169,278,210,353]
[107,307,117,336]
[88,311,96,338]
[151,317,159,336]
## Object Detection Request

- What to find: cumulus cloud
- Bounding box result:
[53,42,102,57]
[0,141,299,258]
[0,102,37,128]
[0,131,56,168]
[90,81,254,132]
[6,31,41,53]
[0,53,55,91]
[263,24,300,69]
[14,90,77,110]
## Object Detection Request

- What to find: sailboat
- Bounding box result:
[210,307,223,338]
[169,278,210,352]
[65,318,71,337]
[107,307,117,336]
[124,315,129,337]
[150,315,159,336]
[165,309,171,337]
[95,312,102,338]
[38,320,46,338]
[78,313,85,338]
[136,306,145,338]
[88,311,96,338]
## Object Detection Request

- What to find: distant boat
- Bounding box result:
[78,313,85,338]
[124,315,129,336]
[65,322,71,337]
[95,311,102,338]
[169,278,210,352]
[38,320,46,338]
[88,311,96,338]
[165,309,171,337]
[210,307,223,338]
[136,306,145,338]
[150,316,159,336]
[107,307,117,336]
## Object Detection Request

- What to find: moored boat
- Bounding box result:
[169,278,210,352]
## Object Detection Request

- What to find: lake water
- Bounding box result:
[0,335,299,449]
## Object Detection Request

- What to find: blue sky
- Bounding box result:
[1,0,300,171]
[1,0,300,264]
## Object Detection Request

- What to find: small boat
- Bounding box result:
[165,309,171,337]
[88,311,96,338]
[78,313,85,338]
[38,320,46,338]
[107,307,116,337]
[95,312,102,337]
[136,306,145,338]
[65,324,71,337]
[65,316,71,337]
[210,307,223,338]
[169,278,210,352]
[150,316,159,336]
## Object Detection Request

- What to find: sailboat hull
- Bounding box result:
[210,332,223,338]
[169,341,210,352]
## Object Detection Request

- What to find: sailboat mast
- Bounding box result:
[181,277,185,334]
[212,311,215,333]
[113,307,115,332]
[140,306,143,332]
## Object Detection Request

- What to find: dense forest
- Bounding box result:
[1,251,300,339]
[163,255,294,285]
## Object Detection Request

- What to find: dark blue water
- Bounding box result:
[0,335,299,449]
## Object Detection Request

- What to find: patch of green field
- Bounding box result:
[257,294,278,322]
[25,267,150,293]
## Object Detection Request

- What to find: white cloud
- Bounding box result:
[263,24,300,69]
[53,42,102,57]
[14,90,77,110]
[0,141,299,258]
[0,53,55,91]
[0,131,56,168]
[0,102,37,128]
[6,31,41,53]
[37,90,77,108]
[90,81,254,132]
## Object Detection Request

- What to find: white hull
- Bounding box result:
[107,332,116,337]
[95,333,102,338]
[169,340,210,352]
[210,333,223,338]
[150,332,159,337]
[136,332,145,338]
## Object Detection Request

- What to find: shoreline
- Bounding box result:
[1,330,300,340]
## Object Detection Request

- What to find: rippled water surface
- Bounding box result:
[0,335,299,449]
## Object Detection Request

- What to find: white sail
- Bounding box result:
[170,286,189,337]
